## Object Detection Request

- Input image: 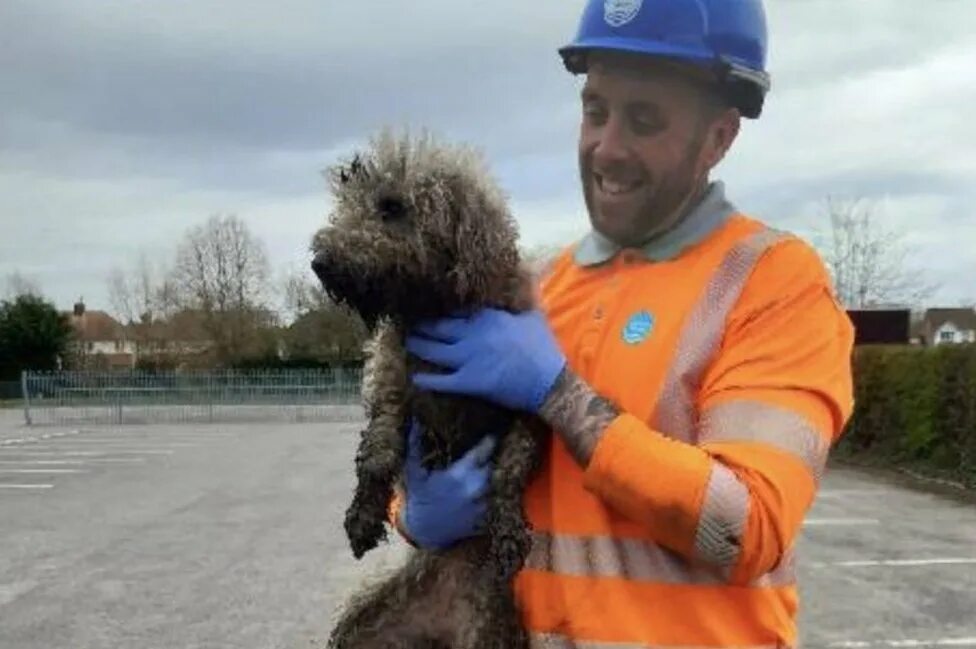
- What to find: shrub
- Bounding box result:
[838,344,976,487]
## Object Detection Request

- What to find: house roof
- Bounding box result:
[67,310,126,342]
[923,308,976,332]
[126,309,212,343]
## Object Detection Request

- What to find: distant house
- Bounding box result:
[126,309,213,370]
[66,301,137,369]
[845,307,912,346]
[916,308,976,346]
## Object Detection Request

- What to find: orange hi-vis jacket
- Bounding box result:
[514,184,855,648]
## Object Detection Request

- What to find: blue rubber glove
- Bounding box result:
[400,419,497,550]
[404,308,566,414]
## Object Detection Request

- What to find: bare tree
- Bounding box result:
[278,268,367,364]
[106,253,186,369]
[171,213,274,365]
[107,269,136,323]
[107,254,171,325]
[817,197,938,309]
[279,266,330,321]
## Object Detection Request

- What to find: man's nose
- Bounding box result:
[592,116,631,166]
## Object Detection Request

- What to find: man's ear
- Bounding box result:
[701,107,741,171]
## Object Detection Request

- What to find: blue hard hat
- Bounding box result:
[559,0,771,118]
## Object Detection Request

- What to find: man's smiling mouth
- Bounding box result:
[595,172,645,197]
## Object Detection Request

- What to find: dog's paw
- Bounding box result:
[343,501,388,559]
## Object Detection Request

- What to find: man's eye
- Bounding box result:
[629,109,666,135]
[583,103,607,123]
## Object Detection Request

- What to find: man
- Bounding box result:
[394,0,855,647]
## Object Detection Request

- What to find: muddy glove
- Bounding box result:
[399,419,497,550]
[405,308,566,414]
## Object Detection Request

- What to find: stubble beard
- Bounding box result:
[581,128,709,249]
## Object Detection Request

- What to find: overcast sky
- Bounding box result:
[2,0,974,315]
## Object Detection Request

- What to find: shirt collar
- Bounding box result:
[573,180,736,267]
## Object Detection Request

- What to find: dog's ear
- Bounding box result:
[349,155,367,180]
[450,177,520,305]
[328,154,372,188]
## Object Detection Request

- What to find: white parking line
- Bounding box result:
[0,484,54,490]
[0,460,84,465]
[0,450,175,456]
[830,638,976,647]
[72,434,236,439]
[804,518,881,526]
[0,431,82,445]
[32,437,202,442]
[0,469,87,474]
[0,436,230,448]
[812,558,976,568]
[0,459,145,465]
[817,489,889,498]
[0,579,39,607]
[15,442,201,448]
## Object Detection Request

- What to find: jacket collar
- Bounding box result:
[573,181,736,267]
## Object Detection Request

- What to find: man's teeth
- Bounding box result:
[598,175,641,195]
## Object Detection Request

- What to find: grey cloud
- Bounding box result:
[2,0,585,204]
[738,169,973,211]
[1,1,580,152]
[2,0,975,309]
[765,0,976,92]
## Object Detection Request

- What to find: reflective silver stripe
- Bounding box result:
[530,633,786,649]
[694,463,750,568]
[653,228,790,443]
[531,634,644,649]
[700,400,831,482]
[524,531,795,588]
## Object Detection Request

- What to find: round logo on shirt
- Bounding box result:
[622,310,654,345]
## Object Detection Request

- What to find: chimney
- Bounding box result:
[73,299,85,317]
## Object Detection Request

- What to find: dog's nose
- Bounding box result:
[311,251,329,283]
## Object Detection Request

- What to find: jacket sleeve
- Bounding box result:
[580,237,855,584]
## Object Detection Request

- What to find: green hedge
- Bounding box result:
[837,344,976,487]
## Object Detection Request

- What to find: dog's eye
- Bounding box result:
[376,196,408,222]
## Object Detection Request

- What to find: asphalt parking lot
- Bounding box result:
[1,409,974,649]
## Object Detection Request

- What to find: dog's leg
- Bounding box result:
[330,547,491,649]
[447,574,529,649]
[344,322,409,558]
[327,559,452,649]
[343,415,405,558]
[485,418,543,583]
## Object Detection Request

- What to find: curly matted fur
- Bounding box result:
[310,129,548,649]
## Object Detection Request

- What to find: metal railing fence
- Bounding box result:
[21,369,365,426]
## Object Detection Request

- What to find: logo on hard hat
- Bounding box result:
[604,0,643,28]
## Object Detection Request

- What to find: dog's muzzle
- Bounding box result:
[310,250,382,329]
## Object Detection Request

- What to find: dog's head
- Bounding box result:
[311,130,522,329]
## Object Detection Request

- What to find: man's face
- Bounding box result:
[578,54,732,247]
